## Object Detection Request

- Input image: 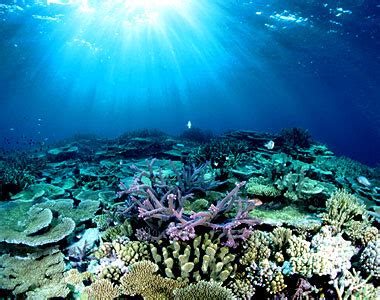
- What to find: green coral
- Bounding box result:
[0,248,67,295]
[246,177,280,197]
[249,205,322,230]
[287,235,310,258]
[95,239,150,265]
[227,273,255,299]
[331,269,379,300]
[35,198,100,224]
[322,190,365,231]
[150,232,237,283]
[101,220,133,242]
[119,260,184,300]
[0,200,75,247]
[26,281,70,300]
[183,198,210,213]
[11,183,65,201]
[240,231,271,265]
[275,173,335,202]
[246,259,286,295]
[322,190,376,245]
[173,280,235,300]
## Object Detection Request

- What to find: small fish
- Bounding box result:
[9,127,15,131]
[264,140,275,150]
[187,121,192,129]
[357,176,371,187]
[248,198,263,206]
[119,160,123,165]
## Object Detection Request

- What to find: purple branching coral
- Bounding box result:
[118,160,261,247]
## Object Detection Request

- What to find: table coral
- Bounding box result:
[0,248,66,296]
[0,200,75,247]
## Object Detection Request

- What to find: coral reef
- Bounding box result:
[0,200,75,247]
[360,240,380,279]
[0,248,68,296]
[119,260,184,299]
[150,232,237,283]
[85,278,120,300]
[0,129,379,299]
[173,280,235,300]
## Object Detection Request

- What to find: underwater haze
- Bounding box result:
[0,0,379,164]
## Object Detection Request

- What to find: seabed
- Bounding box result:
[0,128,379,299]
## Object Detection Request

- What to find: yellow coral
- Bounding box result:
[86,279,120,300]
[173,280,235,299]
[119,260,184,300]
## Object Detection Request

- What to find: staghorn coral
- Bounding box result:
[119,260,184,300]
[173,280,235,300]
[0,248,66,295]
[360,240,380,279]
[186,139,249,180]
[150,232,237,283]
[120,171,260,246]
[85,278,120,300]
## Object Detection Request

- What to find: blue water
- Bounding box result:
[0,0,379,166]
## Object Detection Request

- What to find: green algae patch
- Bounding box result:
[249,205,322,230]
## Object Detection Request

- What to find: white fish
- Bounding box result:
[264,140,275,150]
[357,176,371,187]
[9,128,15,131]
[187,121,192,129]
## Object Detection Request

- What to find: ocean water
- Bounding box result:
[0,0,379,165]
